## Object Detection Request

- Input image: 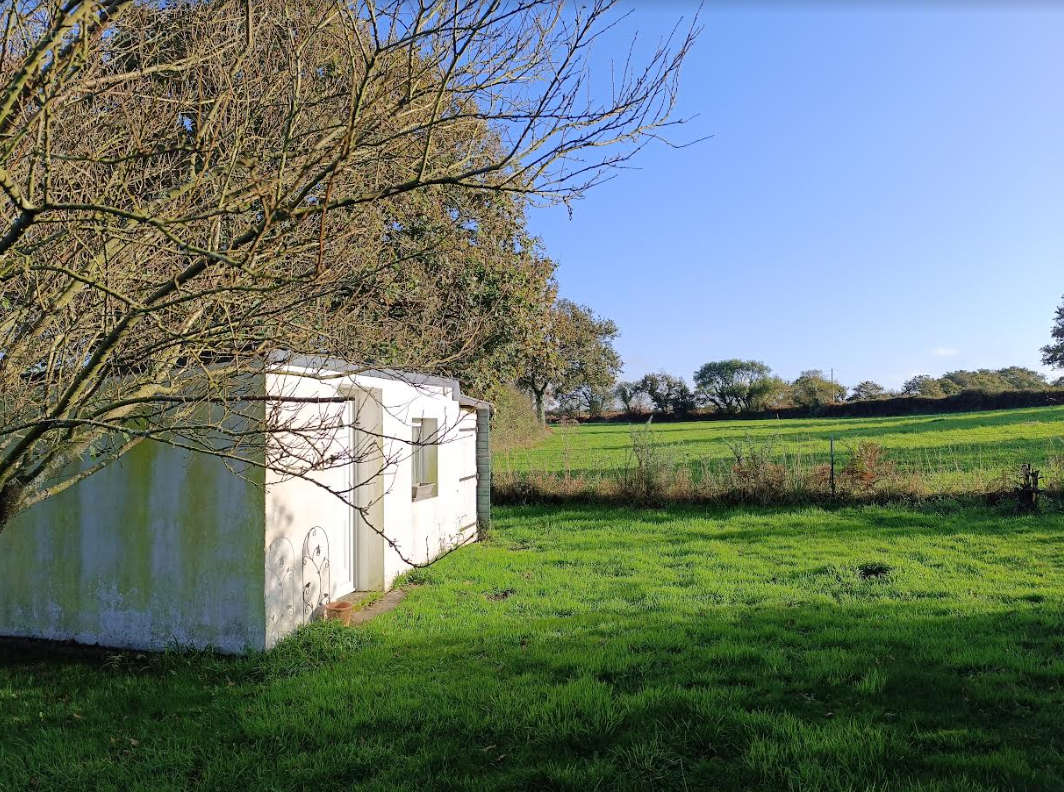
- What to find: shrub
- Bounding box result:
[725,437,788,501]
[841,442,896,490]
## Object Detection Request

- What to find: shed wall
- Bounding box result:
[0,441,267,653]
[263,369,478,647]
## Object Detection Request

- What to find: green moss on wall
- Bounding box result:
[0,432,267,651]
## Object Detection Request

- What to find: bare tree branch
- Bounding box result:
[0,0,697,534]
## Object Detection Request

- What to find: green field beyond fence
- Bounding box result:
[496,406,1064,499]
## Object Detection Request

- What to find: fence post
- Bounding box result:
[830,435,836,498]
[475,406,492,538]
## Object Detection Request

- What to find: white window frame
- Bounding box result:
[411,417,439,501]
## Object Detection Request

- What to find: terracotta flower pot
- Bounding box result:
[324,600,354,626]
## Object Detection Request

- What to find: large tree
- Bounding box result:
[995,367,1048,391]
[1043,297,1064,369]
[848,380,887,401]
[0,0,696,529]
[638,371,695,415]
[791,370,846,408]
[902,375,946,398]
[613,380,646,416]
[693,359,779,414]
[518,299,621,424]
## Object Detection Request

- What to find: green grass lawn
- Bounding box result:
[3,504,1063,790]
[497,406,1064,487]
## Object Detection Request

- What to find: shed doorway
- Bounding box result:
[351,388,386,591]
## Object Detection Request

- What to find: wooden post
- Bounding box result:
[830,435,836,498]
[475,406,492,538]
[1018,463,1041,511]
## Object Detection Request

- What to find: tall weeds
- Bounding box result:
[617,420,671,503]
[492,434,1063,508]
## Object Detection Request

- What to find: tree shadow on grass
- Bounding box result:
[2,600,1061,791]
[2,503,1064,791]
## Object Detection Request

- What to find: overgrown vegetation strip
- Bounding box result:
[494,405,1064,505]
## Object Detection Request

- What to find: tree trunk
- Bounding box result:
[533,389,546,425]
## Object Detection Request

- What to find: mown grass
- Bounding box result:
[495,405,1064,496]
[2,504,1063,791]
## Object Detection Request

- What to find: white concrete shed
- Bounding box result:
[0,359,491,653]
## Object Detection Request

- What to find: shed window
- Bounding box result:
[411,418,438,500]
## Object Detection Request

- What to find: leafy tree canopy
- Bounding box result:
[693,359,778,414]
[517,299,621,424]
[0,0,691,527]
[848,381,887,401]
[638,372,695,415]
[613,381,647,416]
[1043,297,1064,370]
[905,369,1048,398]
[903,375,947,398]
[792,370,846,408]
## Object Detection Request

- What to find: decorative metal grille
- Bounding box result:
[266,536,298,632]
[302,526,330,622]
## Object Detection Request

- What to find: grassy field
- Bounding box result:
[3,504,1063,790]
[496,405,1064,493]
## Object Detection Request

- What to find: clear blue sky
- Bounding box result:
[526,3,1064,390]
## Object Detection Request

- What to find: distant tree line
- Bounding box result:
[899,368,1060,398]
[515,343,1062,422]
[509,290,1064,424]
[606,363,847,417]
[602,362,1062,420]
